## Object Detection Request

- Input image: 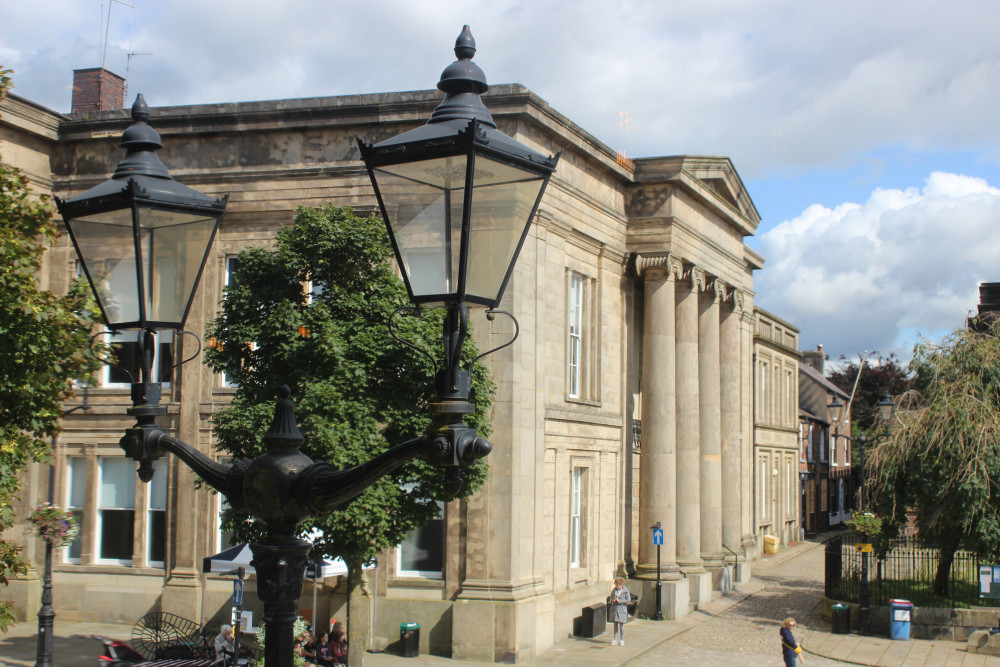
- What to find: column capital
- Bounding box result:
[637,253,683,281]
[710,279,726,304]
[691,267,706,293]
[729,288,745,314]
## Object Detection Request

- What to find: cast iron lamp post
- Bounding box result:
[34,399,89,667]
[56,26,556,667]
[849,393,895,636]
[360,25,558,492]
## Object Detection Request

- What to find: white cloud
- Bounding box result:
[5,1,1000,177]
[757,172,1000,359]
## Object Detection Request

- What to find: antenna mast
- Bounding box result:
[101,0,135,71]
[124,52,154,100]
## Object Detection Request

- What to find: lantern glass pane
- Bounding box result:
[374,155,467,300]
[466,155,545,304]
[136,207,217,325]
[67,209,142,326]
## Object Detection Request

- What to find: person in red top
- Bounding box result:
[330,628,347,665]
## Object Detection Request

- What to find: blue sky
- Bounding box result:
[3,0,1000,363]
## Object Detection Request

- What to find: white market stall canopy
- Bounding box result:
[202,543,348,578]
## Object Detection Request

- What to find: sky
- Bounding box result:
[3,0,1000,364]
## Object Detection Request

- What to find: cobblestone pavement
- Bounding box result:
[8,537,1000,666]
[623,539,841,666]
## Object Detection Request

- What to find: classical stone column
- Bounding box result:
[739,295,759,558]
[636,254,681,582]
[720,292,742,557]
[675,266,702,574]
[699,280,724,575]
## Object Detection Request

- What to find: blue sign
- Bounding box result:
[652,528,664,546]
[233,580,243,606]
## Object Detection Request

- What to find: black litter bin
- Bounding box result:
[832,603,850,634]
[400,622,420,657]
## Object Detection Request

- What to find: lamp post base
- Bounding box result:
[860,551,871,636]
[34,541,54,667]
[252,539,312,667]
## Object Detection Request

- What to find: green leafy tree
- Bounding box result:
[827,353,911,434]
[0,68,103,629]
[868,325,1000,595]
[206,205,492,659]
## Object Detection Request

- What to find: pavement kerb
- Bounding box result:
[528,537,827,666]
[9,541,968,667]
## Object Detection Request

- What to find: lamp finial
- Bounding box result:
[455,25,476,60]
[430,25,493,126]
[131,93,150,123]
[263,385,305,450]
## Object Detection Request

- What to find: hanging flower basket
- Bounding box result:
[27,503,78,547]
[846,511,883,540]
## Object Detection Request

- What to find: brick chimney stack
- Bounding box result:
[969,282,1000,332]
[71,68,126,114]
[801,344,826,373]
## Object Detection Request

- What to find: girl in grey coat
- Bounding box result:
[608,577,631,645]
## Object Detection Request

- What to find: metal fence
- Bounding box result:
[825,533,996,608]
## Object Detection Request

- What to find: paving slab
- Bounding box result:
[8,533,1000,666]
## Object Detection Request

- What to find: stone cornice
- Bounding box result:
[544,176,629,229]
[0,93,64,140]
[627,215,754,285]
[56,163,370,193]
[544,408,623,428]
[745,244,765,271]
[754,336,803,359]
[457,576,547,602]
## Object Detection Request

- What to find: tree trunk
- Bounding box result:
[933,546,957,597]
[345,559,368,667]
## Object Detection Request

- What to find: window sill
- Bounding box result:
[565,396,601,408]
[388,576,444,588]
[53,563,164,576]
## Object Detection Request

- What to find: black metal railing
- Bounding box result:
[826,533,995,608]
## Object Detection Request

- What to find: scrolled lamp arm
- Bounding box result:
[119,425,243,501]
[157,433,243,498]
[298,435,433,516]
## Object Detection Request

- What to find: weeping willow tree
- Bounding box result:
[868,322,1000,596]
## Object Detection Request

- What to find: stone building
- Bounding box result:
[1,62,766,661]
[798,348,852,534]
[751,307,801,552]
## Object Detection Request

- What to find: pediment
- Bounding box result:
[677,156,759,227]
[629,155,760,235]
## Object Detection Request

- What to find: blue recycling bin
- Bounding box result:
[889,599,914,640]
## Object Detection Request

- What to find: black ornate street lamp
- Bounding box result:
[360,23,558,494]
[34,399,88,667]
[827,395,844,425]
[855,392,895,637]
[56,25,555,667]
[57,93,228,334]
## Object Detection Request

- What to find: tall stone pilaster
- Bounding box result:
[675,266,702,573]
[699,280,723,574]
[720,293,743,557]
[738,294,758,556]
[636,254,681,581]
[162,287,207,617]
